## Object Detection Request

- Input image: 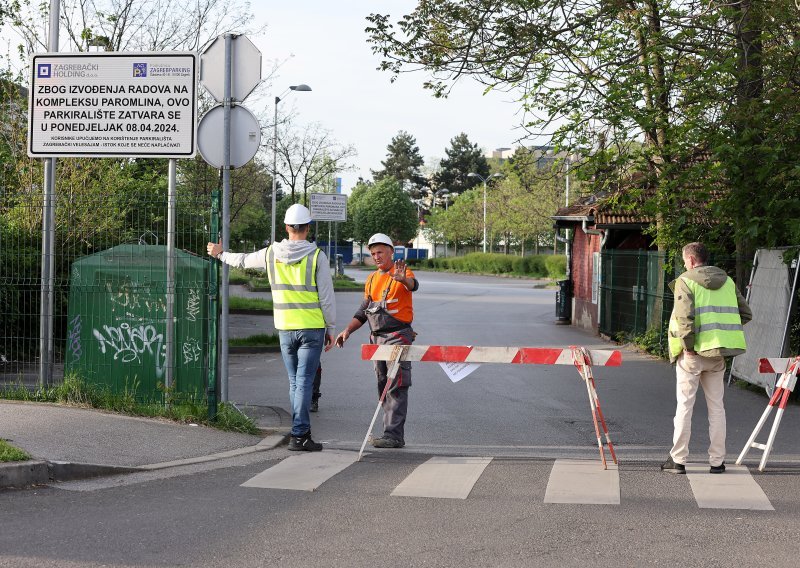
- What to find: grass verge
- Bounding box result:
[0,439,30,462]
[229,296,273,311]
[0,376,259,435]
[229,334,280,347]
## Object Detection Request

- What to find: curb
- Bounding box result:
[0,432,289,490]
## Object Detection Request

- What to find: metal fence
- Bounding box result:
[599,250,674,351]
[598,249,748,357]
[0,158,215,403]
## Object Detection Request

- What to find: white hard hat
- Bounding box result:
[284,203,312,225]
[368,233,393,248]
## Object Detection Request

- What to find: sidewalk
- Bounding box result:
[0,399,292,489]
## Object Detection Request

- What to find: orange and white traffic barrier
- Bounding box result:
[736,356,799,472]
[360,344,622,467]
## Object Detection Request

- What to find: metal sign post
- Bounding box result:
[199,34,262,404]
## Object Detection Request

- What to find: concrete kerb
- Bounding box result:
[0,433,289,490]
[0,403,293,490]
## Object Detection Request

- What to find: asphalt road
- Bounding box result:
[2,269,799,567]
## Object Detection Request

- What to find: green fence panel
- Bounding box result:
[64,244,209,401]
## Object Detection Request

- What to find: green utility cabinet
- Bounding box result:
[64,244,209,400]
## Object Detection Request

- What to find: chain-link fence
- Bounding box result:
[1,155,215,403]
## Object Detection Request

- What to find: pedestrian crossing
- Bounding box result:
[240,452,777,511]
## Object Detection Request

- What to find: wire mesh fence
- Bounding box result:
[598,250,672,345]
[1,156,215,403]
[599,249,745,356]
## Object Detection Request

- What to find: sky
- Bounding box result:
[248,1,535,192]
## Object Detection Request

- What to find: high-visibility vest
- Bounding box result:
[668,276,746,358]
[267,246,325,330]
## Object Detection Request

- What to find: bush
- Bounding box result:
[418,253,564,278]
[545,255,567,279]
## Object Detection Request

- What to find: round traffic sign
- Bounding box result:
[197,104,262,169]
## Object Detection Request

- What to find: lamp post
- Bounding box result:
[270,84,311,244]
[434,188,449,258]
[467,172,502,253]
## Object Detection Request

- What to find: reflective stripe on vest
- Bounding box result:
[668,276,746,358]
[267,246,325,330]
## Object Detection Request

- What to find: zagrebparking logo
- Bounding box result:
[36,63,51,78]
[133,63,147,77]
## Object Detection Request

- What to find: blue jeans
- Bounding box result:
[278,329,325,436]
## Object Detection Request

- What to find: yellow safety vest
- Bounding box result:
[267,246,325,330]
[668,276,746,358]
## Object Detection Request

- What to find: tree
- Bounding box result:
[432,133,489,196]
[366,1,800,283]
[338,180,371,243]
[353,177,417,245]
[6,0,263,56]
[372,130,428,200]
[273,117,357,206]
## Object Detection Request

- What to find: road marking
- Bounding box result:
[686,464,774,510]
[240,450,359,491]
[544,459,620,505]
[391,456,492,499]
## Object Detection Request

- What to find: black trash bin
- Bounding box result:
[555,279,572,324]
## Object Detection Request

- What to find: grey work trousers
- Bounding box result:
[371,327,414,443]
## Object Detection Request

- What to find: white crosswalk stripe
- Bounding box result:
[390,456,492,499]
[240,449,359,491]
[544,459,620,504]
[240,452,776,511]
[686,463,774,510]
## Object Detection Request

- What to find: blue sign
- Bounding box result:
[335,177,342,194]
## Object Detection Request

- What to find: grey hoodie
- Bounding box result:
[220,240,336,332]
[668,265,752,362]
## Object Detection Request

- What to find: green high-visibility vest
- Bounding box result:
[267,246,325,330]
[668,276,746,358]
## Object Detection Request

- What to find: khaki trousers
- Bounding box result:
[670,352,727,467]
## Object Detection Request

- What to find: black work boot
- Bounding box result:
[660,456,686,474]
[310,396,320,413]
[289,431,323,452]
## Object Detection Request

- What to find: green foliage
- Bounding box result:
[353,177,418,244]
[432,133,489,196]
[229,334,280,347]
[0,439,30,462]
[228,297,273,311]
[421,253,565,278]
[366,1,800,282]
[372,131,428,199]
[214,403,260,435]
[0,374,257,434]
[618,328,669,360]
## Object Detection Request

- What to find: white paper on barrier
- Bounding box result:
[439,362,481,383]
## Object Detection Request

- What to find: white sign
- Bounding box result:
[28,52,197,158]
[309,193,347,221]
[438,362,481,383]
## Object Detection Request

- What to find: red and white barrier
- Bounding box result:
[737,356,799,471]
[361,345,622,366]
[359,344,621,467]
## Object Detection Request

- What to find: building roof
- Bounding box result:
[552,187,653,229]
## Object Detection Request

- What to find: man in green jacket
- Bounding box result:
[661,242,752,475]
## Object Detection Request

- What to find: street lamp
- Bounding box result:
[467,172,502,253]
[434,188,449,258]
[270,84,312,244]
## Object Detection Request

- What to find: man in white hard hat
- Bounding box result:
[335,233,418,448]
[207,203,335,451]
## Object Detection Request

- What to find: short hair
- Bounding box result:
[683,242,709,264]
[286,223,309,234]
